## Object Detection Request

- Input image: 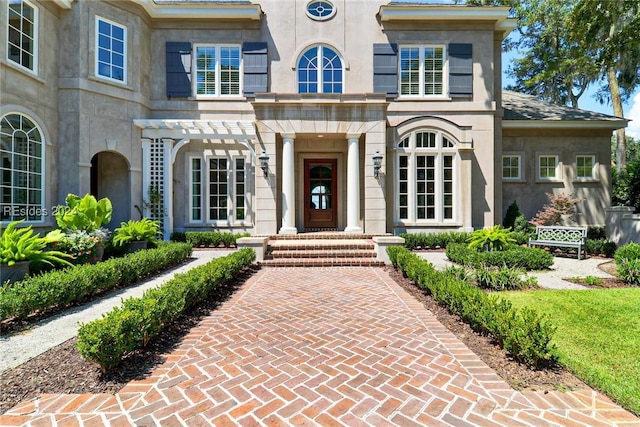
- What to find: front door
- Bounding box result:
[304,159,338,230]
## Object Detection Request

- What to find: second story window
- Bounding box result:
[7,0,38,73]
[399,46,445,97]
[194,45,241,97]
[96,16,126,83]
[298,45,343,94]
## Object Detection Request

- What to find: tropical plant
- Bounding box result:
[0,220,73,267]
[467,225,516,252]
[55,193,113,233]
[112,218,160,247]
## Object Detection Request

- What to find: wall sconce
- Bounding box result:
[258,151,270,177]
[372,150,383,178]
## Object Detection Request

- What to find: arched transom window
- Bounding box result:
[298,45,343,94]
[396,130,457,223]
[0,113,45,222]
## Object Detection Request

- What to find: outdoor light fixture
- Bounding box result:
[372,150,383,178]
[258,151,270,177]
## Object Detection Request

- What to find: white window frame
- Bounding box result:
[398,45,447,98]
[396,130,458,224]
[193,44,242,98]
[297,45,344,94]
[7,0,38,74]
[0,112,46,225]
[576,154,597,180]
[187,153,248,226]
[537,154,560,181]
[502,154,522,181]
[95,15,127,84]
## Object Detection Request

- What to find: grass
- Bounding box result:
[503,288,640,415]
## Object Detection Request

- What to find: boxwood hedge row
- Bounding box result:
[76,248,255,372]
[0,242,192,322]
[445,243,554,270]
[171,231,250,248]
[388,246,557,367]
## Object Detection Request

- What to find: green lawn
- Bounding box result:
[503,288,640,416]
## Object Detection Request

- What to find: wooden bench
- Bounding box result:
[528,225,588,260]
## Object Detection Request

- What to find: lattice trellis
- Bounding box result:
[147,139,165,230]
[536,226,586,243]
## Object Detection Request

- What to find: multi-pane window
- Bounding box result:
[189,156,246,223]
[0,113,44,222]
[7,0,37,72]
[397,131,457,223]
[298,45,343,94]
[399,46,445,97]
[502,155,521,180]
[194,45,241,96]
[538,155,558,180]
[96,17,126,82]
[576,155,595,179]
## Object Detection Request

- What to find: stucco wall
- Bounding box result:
[502,128,613,226]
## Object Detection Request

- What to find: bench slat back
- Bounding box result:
[535,226,587,243]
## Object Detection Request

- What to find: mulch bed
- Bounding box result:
[0,263,592,414]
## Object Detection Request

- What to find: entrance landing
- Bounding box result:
[1,268,636,425]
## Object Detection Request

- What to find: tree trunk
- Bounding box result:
[607,66,626,173]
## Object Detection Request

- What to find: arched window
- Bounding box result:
[396,130,457,223]
[0,113,44,222]
[298,45,343,94]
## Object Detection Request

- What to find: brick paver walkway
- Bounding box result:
[2,267,639,426]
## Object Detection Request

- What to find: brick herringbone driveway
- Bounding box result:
[2,267,639,426]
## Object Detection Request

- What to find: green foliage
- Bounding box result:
[54,230,103,265]
[76,248,255,372]
[531,192,583,226]
[447,242,554,271]
[587,226,607,240]
[613,160,640,212]
[513,214,532,233]
[0,220,73,267]
[585,239,617,258]
[112,218,160,247]
[0,243,192,322]
[184,231,250,248]
[55,193,113,232]
[467,225,516,252]
[503,201,521,229]
[615,242,640,285]
[473,265,537,291]
[387,246,556,367]
[170,231,187,242]
[399,231,471,250]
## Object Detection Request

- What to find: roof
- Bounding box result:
[502,90,628,129]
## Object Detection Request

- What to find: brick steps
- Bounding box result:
[261,233,387,267]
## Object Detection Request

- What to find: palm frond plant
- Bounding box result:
[112,218,160,250]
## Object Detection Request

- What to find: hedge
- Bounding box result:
[77,248,255,371]
[0,242,192,322]
[445,243,554,270]
[172,231,250,248]
[614,242,640,285]
[388,246,557,367]
[400,231,471,250]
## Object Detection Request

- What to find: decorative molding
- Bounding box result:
[131,0,262,20]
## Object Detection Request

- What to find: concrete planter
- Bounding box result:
[1,261,30,285]
[125,240,148,254]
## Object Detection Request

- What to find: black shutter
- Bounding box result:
[166,42,192,98]
[449,43,472,98]
[243,42,268,96]
[373,43,398,96]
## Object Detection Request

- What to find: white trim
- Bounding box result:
[305,0,336,21]
[537,154,560,181]
[187,155,204,224]
[575,154,597,180]
[51,0,73,9]
[398,45,447,99]
[501,154,522,181]
[503,120,628,130]
[290,40,350,70]
[192,44,243,99]
[94,15,127,85]
[6,0,39,76]
[132,0,262,20]
[296,44,345,94]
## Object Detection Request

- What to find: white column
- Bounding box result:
[345,133,363,234]
[279,133,297,234]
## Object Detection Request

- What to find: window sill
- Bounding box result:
[502,179,526,183]
[573,179,600,184]
[535,179,562,183]
[395,221,463,227]
[397,96,451,101]
[88,75,134,91]
[1,60,45,84]
[194,96,246,101]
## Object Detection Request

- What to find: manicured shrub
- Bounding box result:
[184,231,250,248]
[170,232,187,242]
[400,231,471,250]
[0,242,192,322]
[446,243,554,270]
[586,239,617,258]
[503,200,521,229]
[587,226,607,240]
[77,248,255,372]
[387,246,556,367]
[513,214,532,233]
[615,242,640,285]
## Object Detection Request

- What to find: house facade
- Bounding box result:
[1,0,627,237]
